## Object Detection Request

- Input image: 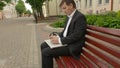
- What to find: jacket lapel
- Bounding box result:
[67,10,79,35]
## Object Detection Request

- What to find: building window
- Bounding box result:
[89,0,92,6]
[75,0,81,9]
[85,0,87,8]
[98,0,102,4]
[105,0,109,3]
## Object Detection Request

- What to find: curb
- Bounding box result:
[43,23,63,33]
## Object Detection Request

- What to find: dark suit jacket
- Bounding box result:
[59,10,87,59]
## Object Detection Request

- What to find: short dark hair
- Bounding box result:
[59,0,76,8]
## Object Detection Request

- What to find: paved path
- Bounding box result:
[0,17,61,68]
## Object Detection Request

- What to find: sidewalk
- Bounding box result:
[0,17,62,68]
[0,17,40,68]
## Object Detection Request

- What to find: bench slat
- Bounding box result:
[85,44,120,68]
[55,58,65,68]
[68,57,86,68]
[86,37,120,59]
[87,30,120,47]
[87,25,120,37]
[82,48,109,68]
[80,54,99,68]
[61,56,75,68]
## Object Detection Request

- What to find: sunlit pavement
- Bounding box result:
[0,17,63,68]
[0,17,40,68]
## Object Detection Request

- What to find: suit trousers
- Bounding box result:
[40,42,71,68]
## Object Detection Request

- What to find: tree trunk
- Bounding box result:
[111,0,113,11]
[38,5,44,20]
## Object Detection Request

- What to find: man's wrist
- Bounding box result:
[57,36,62,44]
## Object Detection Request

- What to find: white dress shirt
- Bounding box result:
[63,9,76,37]
[58,9,76,44]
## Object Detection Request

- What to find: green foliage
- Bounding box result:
[5,0,12,3]
[0,0,14,10]
[105,11,117,17]
[52,11,120,29]
[0,1,6,10]
[86,15,97,25]
[26,0,50,18]
[94,17,105,27]
[50,21,65,28]
[24,10,31,14]
[86,11,120,29]
[15,0,26,16]
[117,10,120,18]
[108,18,120,28]
[50,16,66,28]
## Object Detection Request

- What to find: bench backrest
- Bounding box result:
[55,25,120,68]
[80,25,120,68]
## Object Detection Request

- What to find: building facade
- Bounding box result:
[44,0,120,16]
[2,1,17,19]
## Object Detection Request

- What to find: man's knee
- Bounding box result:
[40,42,48,50]
[40,42,44,49]
[42,47,51,57]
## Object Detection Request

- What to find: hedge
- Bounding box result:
[51,11,120,29]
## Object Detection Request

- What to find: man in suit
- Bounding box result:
[40,0,87,68]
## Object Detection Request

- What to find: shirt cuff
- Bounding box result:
[57,35,62,44]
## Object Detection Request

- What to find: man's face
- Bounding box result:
[61,3,74,15]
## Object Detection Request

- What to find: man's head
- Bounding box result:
[59,0,76,15]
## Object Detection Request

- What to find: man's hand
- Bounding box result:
[49,35,59,44]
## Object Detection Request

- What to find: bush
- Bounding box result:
[86,15,97,25]
[94,17,105,27]
[86,11,120,29]
[108,18,120,28]
[50,20,65,28]
[50,16,66,28]
[117,10,120,18]
[51,11,120,29]
[105,11,117,17]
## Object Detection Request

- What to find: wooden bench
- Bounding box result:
[55,25,120,68]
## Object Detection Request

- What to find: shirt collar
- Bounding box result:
[67,9,76,18]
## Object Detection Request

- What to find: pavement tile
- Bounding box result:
[0,17,61,68]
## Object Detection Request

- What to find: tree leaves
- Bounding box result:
[0,1,6,10]
[15,0,26,16]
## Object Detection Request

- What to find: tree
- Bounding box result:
[0,1,6,10]
[26,0,50,20]
[15,0,26,17]
[5,0,11,3]
[24,10,31,17]
[0,0,12,11]
[0,0,18,11]
[25,10,31,14]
